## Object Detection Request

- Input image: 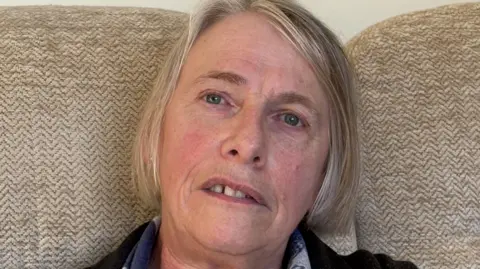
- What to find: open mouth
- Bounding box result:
[201,179,266,207]
[207,184,255,200]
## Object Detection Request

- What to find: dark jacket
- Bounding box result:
[86,222,418,269]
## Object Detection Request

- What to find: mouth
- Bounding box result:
[201,178,266,207]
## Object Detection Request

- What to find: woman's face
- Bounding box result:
[159,12,330,255]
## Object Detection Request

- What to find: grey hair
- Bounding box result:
[132,0,359,235]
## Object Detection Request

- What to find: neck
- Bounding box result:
[150,218,287,269]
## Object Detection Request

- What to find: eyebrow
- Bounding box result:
[197,71,248,86]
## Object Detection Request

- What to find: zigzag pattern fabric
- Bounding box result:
[0,6,186,268]
[346,3,479,269]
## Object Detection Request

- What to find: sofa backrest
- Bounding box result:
[0,6,186,268]
[347,3,480,268]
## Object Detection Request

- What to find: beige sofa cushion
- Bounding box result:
[0,6,186,268]
[347,3,479,269]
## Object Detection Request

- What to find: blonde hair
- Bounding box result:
[133,0,359,235]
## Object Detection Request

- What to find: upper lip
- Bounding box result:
[201,177,267,207]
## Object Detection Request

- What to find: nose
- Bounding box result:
[220,111,266,168]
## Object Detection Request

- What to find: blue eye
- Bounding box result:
[281,113,303,127]
[205,93,223,105]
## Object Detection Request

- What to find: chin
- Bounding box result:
[196,225,261,254]
[179,189,272,252]
[189,211,268,255]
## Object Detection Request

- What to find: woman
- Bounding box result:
[88,0,418,268]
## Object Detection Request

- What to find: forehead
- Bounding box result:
[182,12,325,103]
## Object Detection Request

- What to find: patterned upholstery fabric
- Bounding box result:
[0,6,186,268]
[346,3,479,269]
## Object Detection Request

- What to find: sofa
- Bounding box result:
[0,3,478,269]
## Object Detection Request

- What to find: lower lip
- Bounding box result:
[203,190,260,206]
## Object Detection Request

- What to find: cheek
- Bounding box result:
[181,128,207,159]
[270,141,327,211]
[160,116,218,208]
[164,119,215,171]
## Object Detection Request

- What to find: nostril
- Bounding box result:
[253,156,260,163]
[229,149,238,156]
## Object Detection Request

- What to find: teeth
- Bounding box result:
[209,184,249,200]
[223,186,235,197]
[210,184,224,193]
[234,190,246,198]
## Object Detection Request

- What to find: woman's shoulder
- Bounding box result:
[300,228,418,269]
[84,222,149,269]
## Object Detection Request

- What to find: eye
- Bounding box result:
[205,93,224,105]
[280,113,304,127]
